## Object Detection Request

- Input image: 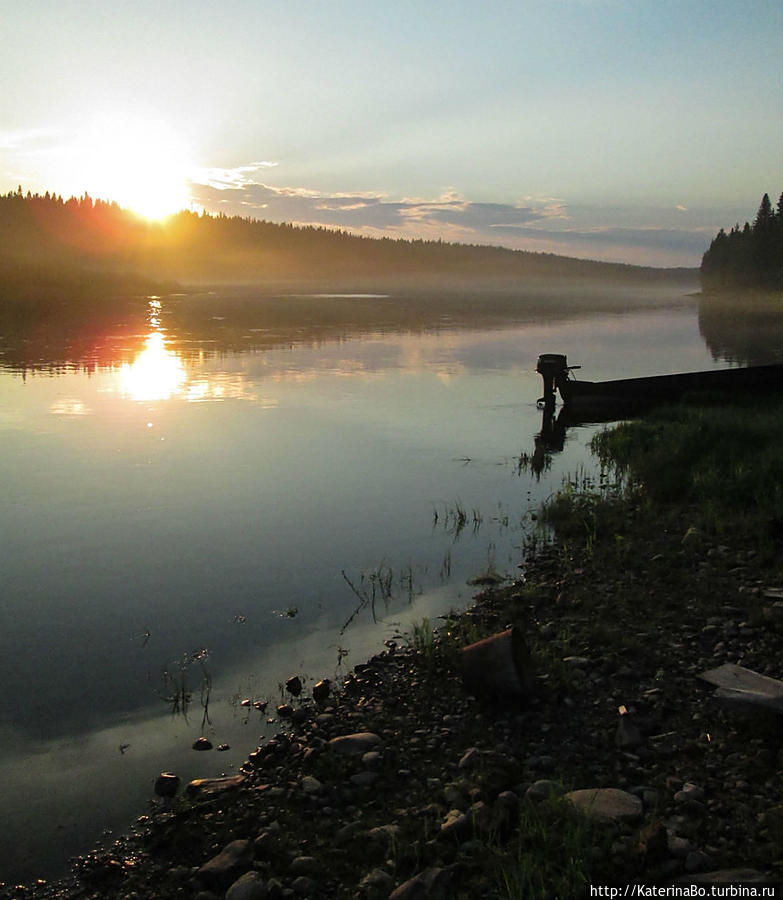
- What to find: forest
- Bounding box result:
[0,188,691,306]
[701,191,783,289]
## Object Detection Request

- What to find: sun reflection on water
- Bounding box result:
[119,332,186,401]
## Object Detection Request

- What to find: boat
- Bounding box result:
[536,353,783,415]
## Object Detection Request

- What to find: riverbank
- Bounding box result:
[10,397,783,899]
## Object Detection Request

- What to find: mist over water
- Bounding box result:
[0,284,736,883]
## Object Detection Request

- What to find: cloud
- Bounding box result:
[191,162,278,190]
[189,172,561,235]
[187,169,708,267]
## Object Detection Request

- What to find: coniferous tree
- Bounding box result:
[701,191,783,289]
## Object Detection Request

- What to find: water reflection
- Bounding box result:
[119,331,186,401]
[523,405,632,479]
[699,292,783,366]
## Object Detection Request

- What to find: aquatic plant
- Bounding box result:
[158,647,213,730]
[340,562,421,634]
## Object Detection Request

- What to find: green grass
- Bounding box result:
[407,617,437,662]
[539,477,629,559]
[590,395,783,535]
[494,797,615,899]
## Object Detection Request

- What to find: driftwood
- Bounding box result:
[699,663,783,714]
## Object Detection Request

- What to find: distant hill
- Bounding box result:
[701,191,783,289]
[1,189,694,301]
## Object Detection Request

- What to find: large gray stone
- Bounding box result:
[565,788,643,823]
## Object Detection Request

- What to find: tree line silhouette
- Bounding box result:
[701,192,783,289]
[1,188,691,306]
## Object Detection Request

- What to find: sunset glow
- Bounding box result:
[2,2,782,263]
[63,118,193,220]
[119,332,186,401]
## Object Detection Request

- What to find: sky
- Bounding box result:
[1,0,782,268]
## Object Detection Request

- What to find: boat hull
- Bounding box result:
[558,363,783,414]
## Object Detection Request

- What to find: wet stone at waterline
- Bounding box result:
[312,679,331,705]
[285,675,302,696]
[153,772,180,798]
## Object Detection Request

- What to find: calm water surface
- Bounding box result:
[0,289,723,882]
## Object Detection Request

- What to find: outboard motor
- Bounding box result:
[536,353,570,408]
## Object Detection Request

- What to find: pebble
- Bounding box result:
[153,772,180,798]
[197,839,254,885]
[226,871,269,900]
[525,780,564,803]
[286,676,302,696]
[358,868,394,894]
[312,679,331,704]
[362,750,382,768]
[458,747,481,769]
[291,875,317,895]
[288,856,317,874]
[300,776,322,794]
[440,809,470,839]
[685,850,714,873]
[329,732,382,755]
[350,771,378,787]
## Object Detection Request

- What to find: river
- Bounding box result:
[0,281,734,883]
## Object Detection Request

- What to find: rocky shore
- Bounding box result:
[9,495,783,899]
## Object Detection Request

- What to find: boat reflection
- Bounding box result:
[523,404,624,479]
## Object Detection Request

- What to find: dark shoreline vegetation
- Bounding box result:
[15,393,783,899]
[0,188,694,303]
[701,191,783,290]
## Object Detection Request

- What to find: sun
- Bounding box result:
[65,116,194,220]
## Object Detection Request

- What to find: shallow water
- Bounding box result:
[0,286,724,882]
